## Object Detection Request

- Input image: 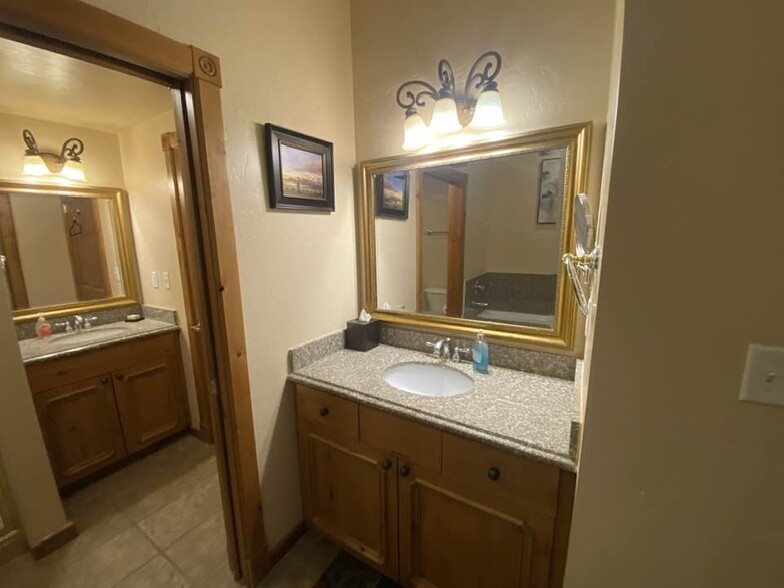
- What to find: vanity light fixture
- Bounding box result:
[22,129,86,182]
[396,51,506,151]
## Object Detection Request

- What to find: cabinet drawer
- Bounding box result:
[442,432,559,517]
[360,406,441,472]
[296,385,358,443]
[26,331,179,393]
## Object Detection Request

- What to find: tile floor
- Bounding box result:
[0,434,340,587]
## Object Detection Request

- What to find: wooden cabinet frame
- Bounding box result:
[0,2,269,583]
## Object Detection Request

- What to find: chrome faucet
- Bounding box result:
[56,315,98,334]
[426,338,470,363]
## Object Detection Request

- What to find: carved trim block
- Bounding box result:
[191,46,222,87]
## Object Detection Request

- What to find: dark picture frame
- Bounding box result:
[264,123,334,211]
[374,172,410,219]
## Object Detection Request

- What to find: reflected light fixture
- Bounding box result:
[396,50,506,150]
[22,129,86,182]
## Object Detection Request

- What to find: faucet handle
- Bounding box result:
[452,347,471,363]
[84,316,98,329]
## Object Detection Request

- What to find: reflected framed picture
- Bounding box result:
[375,172,409,219]
[537,157,564,225]
[264,124,334,211]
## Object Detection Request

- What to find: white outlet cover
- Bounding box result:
[740,344,784,408]
[151,270,159,289]
[162,271,171,290]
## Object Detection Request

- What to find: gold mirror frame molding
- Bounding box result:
[0,179,141,323]
[358,122,592,350]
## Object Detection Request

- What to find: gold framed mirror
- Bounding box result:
[358,122,591,350]
[0,180,141,322]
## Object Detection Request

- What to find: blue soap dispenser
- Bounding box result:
[472,330,489,374]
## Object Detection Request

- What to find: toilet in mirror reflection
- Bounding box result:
[374,147,566,329]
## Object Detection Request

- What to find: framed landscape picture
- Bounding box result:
[265,124,334,211]
[375,172,410,219]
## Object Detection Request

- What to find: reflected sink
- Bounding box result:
[383,362,473,397]
[56,326,132,344]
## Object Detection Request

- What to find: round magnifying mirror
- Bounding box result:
[573,193,595,256]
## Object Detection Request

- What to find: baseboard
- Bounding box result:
[0,529,28,565]
[268,522,307,567]
[30,521,77,560]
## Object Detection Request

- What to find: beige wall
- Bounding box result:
[9,194,77,307]
[375,173,418,311]
[0,112,125,185]
[86,0,358,546]
[0,284,70,546]
[118,109,201,428]
[350,0,615,205]
[478,153,561,274]
[566,1,784,586]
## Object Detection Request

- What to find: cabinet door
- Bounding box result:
[399,465,555,588]
[299,431,398,580]
[113,354,189,454]
[34,375,126,488]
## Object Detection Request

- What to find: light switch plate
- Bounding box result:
[162,271,171,290]
[740,344,784,408]
[151,271,159,289]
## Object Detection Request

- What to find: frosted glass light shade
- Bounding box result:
[429,97,462,135]
[61,159,86,182]
[402,112,432,151]
[469,89,506,129]
[22,154,48,176]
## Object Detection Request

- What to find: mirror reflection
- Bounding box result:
[374,147,567,329]
[0,191,126,311]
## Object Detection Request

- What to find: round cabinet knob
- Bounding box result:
[487,467,501,481]
[399,466,411,478]
[100,376,109,385]
[116,373,124,381]
[381,459,392,471]
[319,407,329,417]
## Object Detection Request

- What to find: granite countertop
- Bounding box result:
[289,344,580,472]
[19,319,179,365]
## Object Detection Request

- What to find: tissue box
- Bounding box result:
[345,319,380,351]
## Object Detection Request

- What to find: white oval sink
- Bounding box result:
[383,362,473,397]
[56,326,132,344]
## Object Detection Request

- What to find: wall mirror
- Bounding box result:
[0,180,140,322]
[359,122,591,350]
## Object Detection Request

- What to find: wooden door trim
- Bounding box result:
[0,2,267,583]
[0,193,30,308]
[446,183,466,316]
[161,130,214,444]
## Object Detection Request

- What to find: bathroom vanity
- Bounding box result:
[290,342,579,588]
[21,321,190,488]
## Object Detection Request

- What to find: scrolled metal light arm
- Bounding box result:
[395,50,503,119]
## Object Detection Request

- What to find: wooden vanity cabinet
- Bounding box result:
[27,331,190,488]
[34,374,126,488]
[294,384,576,588]
[296,386,399,579]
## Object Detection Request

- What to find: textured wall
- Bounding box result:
[566,0,784,585]
[85,0,358,546]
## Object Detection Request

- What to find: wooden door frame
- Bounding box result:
[61,197,113,302]
[0,2,270,584]
[161,131,214,444]
[0,193,30,308]
[419,169,467,318]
